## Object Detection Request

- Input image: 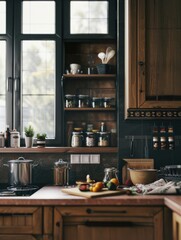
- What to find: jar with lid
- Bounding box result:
[103,167,118,186]
[65,94,77,108]
[78,95,90,108]
[53,159,70,186]
[85,132,96,147]
[0,132,5,148]
[92,97,103,108]
[153,136,159,150]
[97,132,110,147]
[10,129,20,148]
[160,136,167,150]
[103,97,114,108]
[71,131,84,147]
[168,136,175,150]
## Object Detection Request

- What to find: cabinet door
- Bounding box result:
[54,206,163,240]
[125,0,181,119]
[0,206,42,235]
[173,212,181,240]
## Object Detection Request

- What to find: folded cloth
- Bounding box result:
[124,179,181,195]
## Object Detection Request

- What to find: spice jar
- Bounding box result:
[160,136,167,150]
[153,136,159,150]
[92,97,103,108]
[85,132,96,147]
[103,97,114,108]
[65,94,77,108]
[71,131,83,147]
[168,136,175,150]
[78,95,90,108]
[98,132,110,147]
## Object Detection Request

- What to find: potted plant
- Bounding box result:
[36,133,47,148]
[24,125,34,148]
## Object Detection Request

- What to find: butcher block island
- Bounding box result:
[0,186,180,240]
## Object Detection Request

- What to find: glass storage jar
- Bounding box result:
[103,167,118,185]
[97,132,110,147]
[85,132,96,147]
[103,97,115,108]
[92,97,103,108]
[78,95,90,108]
[71,131,84,147]
[65,94,77,108]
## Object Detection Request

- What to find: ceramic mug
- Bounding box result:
[70,63,81,74]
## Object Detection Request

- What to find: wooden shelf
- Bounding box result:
[0,147,118,154]
[63,74,116,78]
[64,108,116,111]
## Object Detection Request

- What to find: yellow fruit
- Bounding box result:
[110,178,119,186]
[95,182,104,189]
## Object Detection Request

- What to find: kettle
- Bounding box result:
[53,159,70,186]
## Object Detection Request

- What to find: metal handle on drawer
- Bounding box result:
[86,208,127,214]
[85,221,134,227]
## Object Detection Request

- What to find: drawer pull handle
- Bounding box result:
[86,208,127,214]
[85,221,134,227]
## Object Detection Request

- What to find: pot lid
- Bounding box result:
[54,159,68,167]
[8,157,33,163]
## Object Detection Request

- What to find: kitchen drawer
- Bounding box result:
[56,206,162,217]
[0,206,42,234]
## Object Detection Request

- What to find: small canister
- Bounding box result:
[78,95,90,108]
[10,129,20,148]
[65,94,77,108]
[85,132,96,147]
[97,132,110,147]
[0,132,5,148]
[103,97,115,108]
[71,131,83,147]
[92,97,103,108]
[54,159,70,186]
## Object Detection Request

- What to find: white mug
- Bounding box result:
[70,63,81,74]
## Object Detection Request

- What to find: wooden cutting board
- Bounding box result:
[61,187,125,198]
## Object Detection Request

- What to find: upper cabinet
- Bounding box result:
[125,0,181,119]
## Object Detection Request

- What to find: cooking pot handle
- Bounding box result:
[18,157,25,161]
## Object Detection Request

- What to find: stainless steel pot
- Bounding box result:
[4,157,38,186]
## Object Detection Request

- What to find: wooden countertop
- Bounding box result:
[0,186,180,215]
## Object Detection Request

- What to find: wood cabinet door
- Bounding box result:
[125,0,181,118]
[54,206,163,240]
[173,212,181,240]
[0,206,42,235]
[137,0,181,109]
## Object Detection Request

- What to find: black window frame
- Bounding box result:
[63,0,117,40]
[4,0,64,146]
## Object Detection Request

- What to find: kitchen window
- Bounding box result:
[0,0,62,145]
[0,0,115,146]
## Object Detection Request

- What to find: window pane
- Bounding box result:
[0,41,6,131]
[70,1,108,34]
[21,41,55,138]
[0,1,6,34]
[22,1,55,34]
